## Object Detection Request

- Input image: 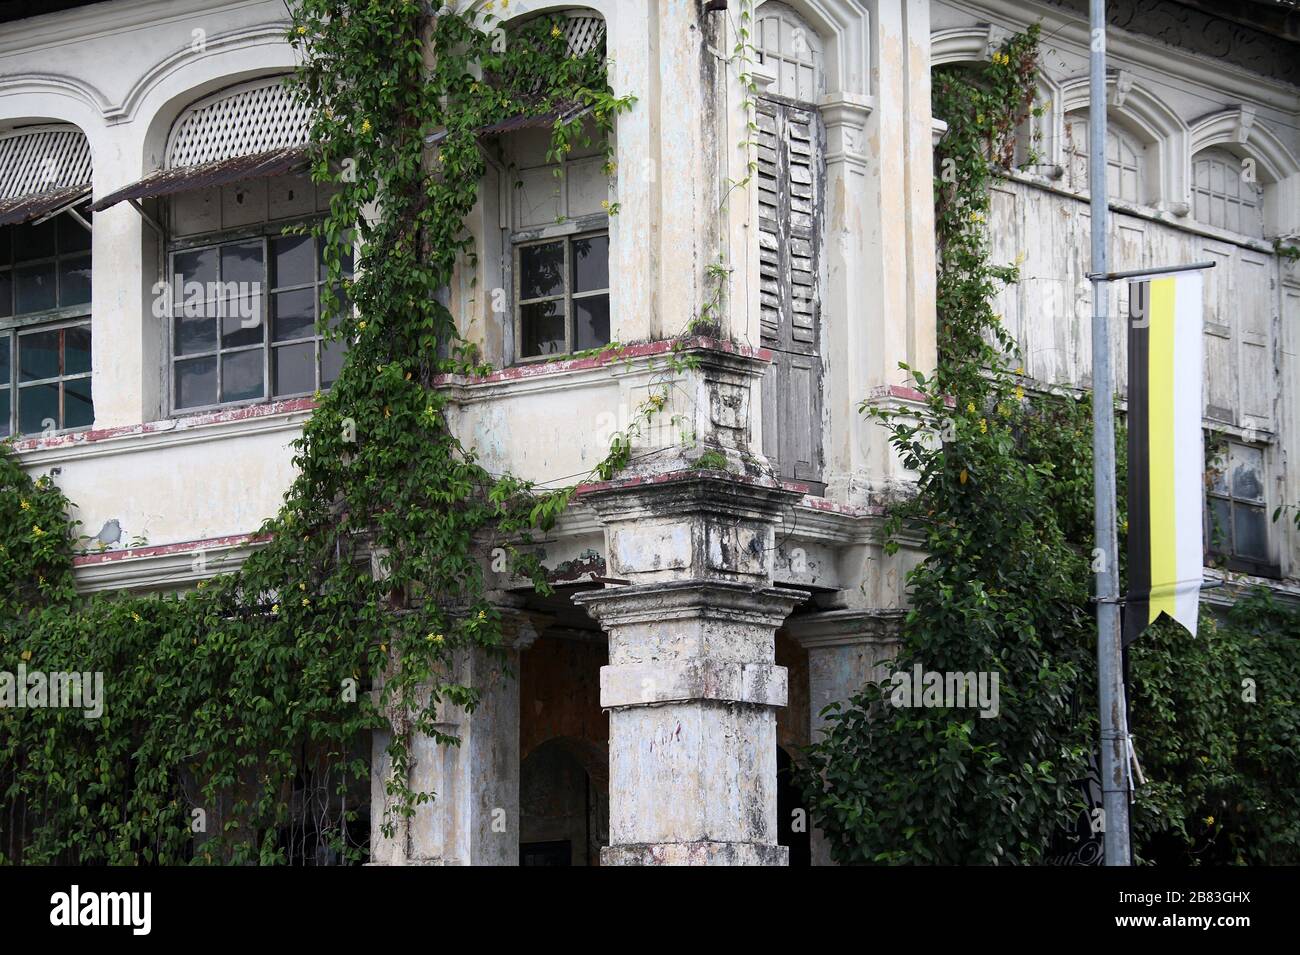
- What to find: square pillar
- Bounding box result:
[574,472,808,865]
[368,611,540,866]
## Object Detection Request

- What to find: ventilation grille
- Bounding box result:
[167,78,312,169]
[0,128,92,200]
[563,15,606,57]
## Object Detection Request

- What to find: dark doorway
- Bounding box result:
[777,746,812,866]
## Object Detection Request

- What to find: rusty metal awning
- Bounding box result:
[0,183,91,227]
[425,101,590,146]
[91,146,310,213]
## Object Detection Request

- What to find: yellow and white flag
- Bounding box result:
[1125,272,1204,645]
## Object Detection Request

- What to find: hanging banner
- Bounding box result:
[1125,272,1204,646]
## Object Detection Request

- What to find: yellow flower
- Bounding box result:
[979,418,987,434]
[427,633,445,644]
[360,119,371,134]
[296,25,308,36]
[299,582,307,591]
[272,604,280,615]
[966,402,976,414]
[477,610,487,620]
[1015,385,1025,401]
[131,612,142,623]
[19,500,30,510]
[358,321,367,330]
[551,25,562,38]
[601,199,610,210]
[302,597,310,607]
[1204,815,1215,827]
[31,526,44,537]
[959,469,969,485]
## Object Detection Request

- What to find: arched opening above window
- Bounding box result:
[755,1,825,104]
[1191,147,1264,238]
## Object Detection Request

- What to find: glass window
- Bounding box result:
[515,231,610,359]
[0,207,94,436]
[168,223,352,413]
[167,231,351,415]
[0,321,94,437]
[1207,441,1275,576]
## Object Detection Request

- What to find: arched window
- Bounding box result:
[1064,112,1145,205]
[756,1,825,103]
[1191,147,1264,238]
[0,125,94,437]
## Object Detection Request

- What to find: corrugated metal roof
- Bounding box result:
[425,101,589,146]
[0,183,90,227]
[92,146,309,213]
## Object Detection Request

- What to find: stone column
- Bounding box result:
[368,608,540,866]
[575,473,807,865]
[785,608,903,865]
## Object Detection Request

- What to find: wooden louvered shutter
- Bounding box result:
[757,98,824,487]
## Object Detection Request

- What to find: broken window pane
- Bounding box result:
[1230,445,1264,502]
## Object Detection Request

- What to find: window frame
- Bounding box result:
[164,214,349,416]
[0,206,94,437]
[1206,440,1278,578]
[511,221,610,363]
[1191,147,1265,239]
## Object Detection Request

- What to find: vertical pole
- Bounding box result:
[1089,0,1132,866]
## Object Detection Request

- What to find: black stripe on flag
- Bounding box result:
[1125,280,1151,647]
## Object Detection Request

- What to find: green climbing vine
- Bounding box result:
[798,24,1300,865]
[0,0,655,864]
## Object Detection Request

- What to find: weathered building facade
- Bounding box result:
[1,0,1296,864]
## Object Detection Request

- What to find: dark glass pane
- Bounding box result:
[173,247,218,302]
[1234,504,1268,562]
[15,263,56,313]
[175,356,217,409]
[19,329,59,381]
[174,308,216,356]
[0,225,10,265]
[221,349,264,403]
[64,376,92,429]
[64,325,91,375]
[18,382,58,435]
[0,332,9,385]
[273,342,315,397]
[519,242,564,300]
[221,241,264,288]
[320,338,345,388]
[273,288,316,341]
[1207,497,1231,556]
[16,219,56,262]
[574,294,610,351]
[0,389,8,438]
[271,234,314,289]
[318,235,354,279]
[520,300,565,357]
[222,296,264,348]
[572,234,609,293]
[59,254,92,307]
[318,283,348,326]
[1230,446,1264,503]
[0,271,11,318]
[58,214,91,253]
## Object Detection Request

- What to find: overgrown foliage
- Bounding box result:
[0,1,634,864]
[799,25,1300,865]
